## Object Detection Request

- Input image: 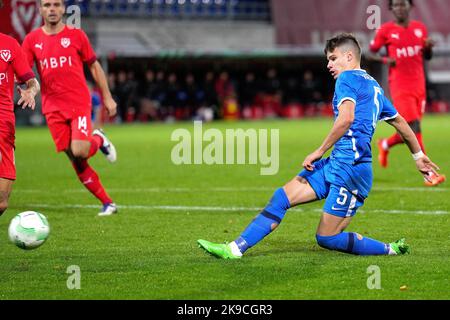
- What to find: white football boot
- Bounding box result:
[93,129,117,163]
[98,203,118,217]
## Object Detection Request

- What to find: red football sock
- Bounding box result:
[88,135,103,159]
[71,159,113,205]
[415,132,426,154]
[386,133,404,149]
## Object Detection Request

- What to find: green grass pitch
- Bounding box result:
[0,115,449,299]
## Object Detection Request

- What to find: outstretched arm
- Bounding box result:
[89,61,117,117]
[17,78,40,110]
[386,115,440,178]
[367,28,396,67]
[303,100,355,171]
[366,52,397,67]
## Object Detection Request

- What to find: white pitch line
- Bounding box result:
[15,186,449,193]
[23,203,449,215]
[372,187,448,192]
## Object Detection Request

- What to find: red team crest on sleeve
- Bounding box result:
[0,50,12,63]
[61,38,71,48]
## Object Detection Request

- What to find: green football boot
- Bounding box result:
[197,239,241,259]
[389,238,411,255]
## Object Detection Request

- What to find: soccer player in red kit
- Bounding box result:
[0,0,40,216]
[22,0,119,215]
[369,0,445,186]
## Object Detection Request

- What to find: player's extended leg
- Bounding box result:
[198,176,318,259]
[0,178,13,216]
[234,176,317,254]
[316,213,390,255]
[67,140,117,216]
[315,192,410,256]
[378,93,417,168]
[377,135,400,168]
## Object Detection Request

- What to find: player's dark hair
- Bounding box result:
[324,33,362,59]
[389,0,413,10]
[39,0,66,6]
[0,0,3,9]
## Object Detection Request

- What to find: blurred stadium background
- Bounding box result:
[1,0,450,125]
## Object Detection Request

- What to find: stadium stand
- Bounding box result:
[65,0,271,20]
[7,0,449,125]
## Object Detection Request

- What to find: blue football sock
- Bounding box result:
[316,232,389,256]
[235,188,291,254]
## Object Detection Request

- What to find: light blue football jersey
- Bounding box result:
[331,69,398,164]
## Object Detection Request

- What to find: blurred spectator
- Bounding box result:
[138,70,159,122]
[164,72,182,121]
[215,71,239,119]
[127,71,140,120]
[116,70,138,122]
[265,68,282,96]
[283,74,300,105]
[239,71,260,108]
[183,73,199,116]
[300,70,325,116]
[300,70,323,104]
[261,68,282,117]
[108,73,117,100]
[154,70,166,101]
[196,71,218,121]
[140,70,158,100]
[105,73,118,123]
[215,71,235,101]
[199,72,218,107]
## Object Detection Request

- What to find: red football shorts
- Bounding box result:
[0,120,16,180]
[45,109,92,152]
[390,87,426,123]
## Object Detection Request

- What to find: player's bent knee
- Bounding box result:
[0,190,9,216]
[71,146,89,159]
[316,234,329,249]
[283,176,317,206]
[0,200,8,216]
[315,234,339,250]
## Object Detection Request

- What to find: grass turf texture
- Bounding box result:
[0,115,449,299]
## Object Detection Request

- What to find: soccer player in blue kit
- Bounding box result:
[198,33,441,258]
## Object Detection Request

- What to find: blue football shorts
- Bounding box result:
[298,158,373,218]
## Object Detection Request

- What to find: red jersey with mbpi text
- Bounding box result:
[370,20,428,92]
[22,25,97,115]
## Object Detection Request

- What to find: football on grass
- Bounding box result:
[8,211,50,250]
